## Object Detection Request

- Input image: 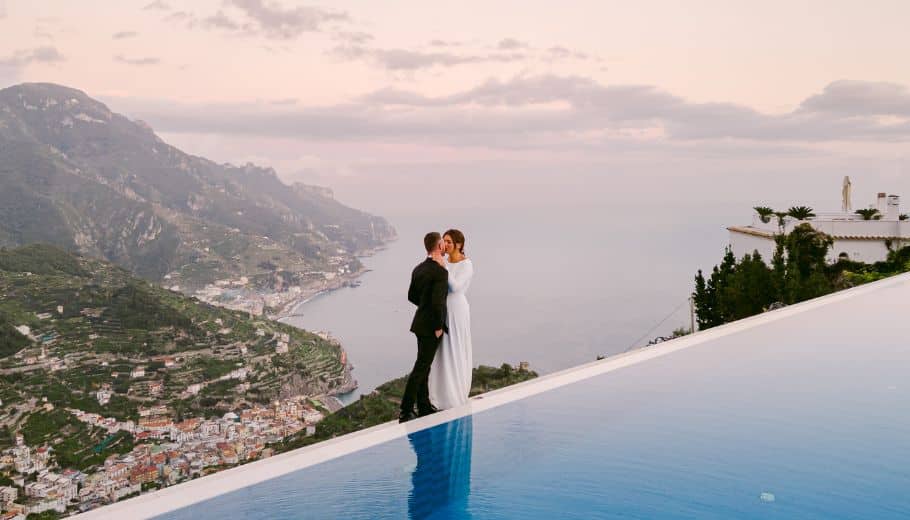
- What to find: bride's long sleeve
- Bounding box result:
[448,260,473,293]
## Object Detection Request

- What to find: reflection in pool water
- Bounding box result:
[408,416,473,519]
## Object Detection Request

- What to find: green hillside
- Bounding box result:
[0,245,351,452]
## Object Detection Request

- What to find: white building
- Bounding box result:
[138,405,168,417]
[301,409,324,424]
[25,472,78,502]
[0,485,17,503]
[730,191,908,264]
[220,368,249,381]
[96,389,112,405]
[26,497,66,515]
[110,482,141,501]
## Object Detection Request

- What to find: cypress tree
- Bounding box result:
[771,235,787,303]
[693,270,717,330]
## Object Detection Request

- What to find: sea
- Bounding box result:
[285,191,749,404]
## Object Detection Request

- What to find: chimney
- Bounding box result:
[887,195,901,221]
[877,192,887,213]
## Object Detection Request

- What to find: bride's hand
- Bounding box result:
[434,256,446,267]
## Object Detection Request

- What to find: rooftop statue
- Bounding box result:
[842,176,853,213]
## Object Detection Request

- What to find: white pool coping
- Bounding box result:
[75,272,910,519]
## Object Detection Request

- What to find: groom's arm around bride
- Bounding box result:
[400,232,448,423]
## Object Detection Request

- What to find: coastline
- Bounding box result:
[269,240,396,407]
[266,240,397,320]
[271,242,393,321]
[267,270,365,407]
[269,269,365,320]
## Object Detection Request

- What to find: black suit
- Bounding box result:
[401,258,449,415]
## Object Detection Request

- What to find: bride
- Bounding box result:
[429,229,474,410]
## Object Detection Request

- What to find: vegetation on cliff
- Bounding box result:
[280,364,538,452]
[693,223,910,329]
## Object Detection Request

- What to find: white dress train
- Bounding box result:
[428,258,474,410]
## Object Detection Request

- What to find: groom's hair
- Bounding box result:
[423,232,442,253]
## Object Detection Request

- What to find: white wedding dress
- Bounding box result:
[429,258,474,410]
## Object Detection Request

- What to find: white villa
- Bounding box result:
[729,181,908,264]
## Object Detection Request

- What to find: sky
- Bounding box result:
[2,0,910,216]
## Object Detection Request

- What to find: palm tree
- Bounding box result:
[855,208,881,220]
[787,206,816,220]
[753,206,775,224]
[774,211,789,233]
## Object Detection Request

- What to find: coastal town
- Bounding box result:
[176,253,368,319]
[0,396,326,517]
[0,246,359,518]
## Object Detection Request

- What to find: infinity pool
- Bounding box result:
[103,275,910,519]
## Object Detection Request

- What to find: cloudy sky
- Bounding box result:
[2,0,910,215]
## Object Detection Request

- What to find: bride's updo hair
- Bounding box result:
[444,229,466,255]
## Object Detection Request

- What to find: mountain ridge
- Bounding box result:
[0,82,395,286]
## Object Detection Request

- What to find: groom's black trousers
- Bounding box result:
[401,333,441,414]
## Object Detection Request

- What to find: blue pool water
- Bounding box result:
[157,278,910,519]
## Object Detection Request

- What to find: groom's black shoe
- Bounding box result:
[398,410,418,423]
[417,405,439,418]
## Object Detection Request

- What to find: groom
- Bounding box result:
[399,232,448,423]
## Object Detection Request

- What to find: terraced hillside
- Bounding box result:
[0,245,352,454]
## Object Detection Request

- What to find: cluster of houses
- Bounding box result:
[0,397,324,517]
[191,277,270,317]
[0,436,76,517]
[2,435,52,476]
[186,255,357,318]
[10,308,67,369]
